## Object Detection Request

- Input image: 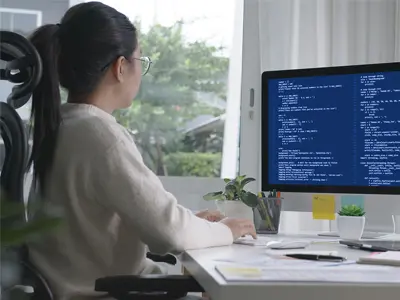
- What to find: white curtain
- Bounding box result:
[258,0,400,71]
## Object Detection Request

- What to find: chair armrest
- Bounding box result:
[146,253,177,265]
[95,274,205,294]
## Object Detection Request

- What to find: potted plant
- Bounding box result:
[203,175,258,218]
[337,205,366,240]
[1,192,62,300]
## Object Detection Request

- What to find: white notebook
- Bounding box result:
[357,251,400,267]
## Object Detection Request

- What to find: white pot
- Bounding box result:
[337,215,366,240]
[215,200,252,219]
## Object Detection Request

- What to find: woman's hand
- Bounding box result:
[220,218,257,240]
[195,209,225,222]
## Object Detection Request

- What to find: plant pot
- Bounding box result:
[215,200,252,219]
[337,215,366,240]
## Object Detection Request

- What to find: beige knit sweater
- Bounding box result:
[28,103,233,300]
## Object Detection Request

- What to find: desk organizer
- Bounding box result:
[253,197,282,234]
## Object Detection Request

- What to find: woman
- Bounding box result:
[27,2,256,299]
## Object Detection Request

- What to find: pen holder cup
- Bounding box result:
[253,197,283,234]
[393,215,400,234]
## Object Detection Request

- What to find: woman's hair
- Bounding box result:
[28,1,137,192]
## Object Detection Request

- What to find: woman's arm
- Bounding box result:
[92,138,233,254]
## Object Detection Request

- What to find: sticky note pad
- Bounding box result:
[312,194,336,220]
[341,195,365,209]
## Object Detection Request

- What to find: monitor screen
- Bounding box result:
[262,63,400,194]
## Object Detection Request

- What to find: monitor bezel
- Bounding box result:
[261,62,400,194]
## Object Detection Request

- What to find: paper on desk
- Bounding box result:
[234,236,339,247]
[215,263,400,283]
[312,194,336,220]
[267,250,339,256]
[214,251,339,266]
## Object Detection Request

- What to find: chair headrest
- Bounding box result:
[0,31,42,109]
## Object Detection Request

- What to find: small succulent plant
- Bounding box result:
[338,205,365,217]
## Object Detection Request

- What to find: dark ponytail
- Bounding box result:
[28,24,61,193]
[28,2,137,192]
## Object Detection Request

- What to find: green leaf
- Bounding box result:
[224,180,237,196]
[225,184,236,194]
[223,178,231,183]
[236,175,246,183]
[240,191,259,208]
[240,177,255,189]
[0,200,26,219]
[214,194,226,201]
[225,191,236,200]
[1,217,63,247]
[225,184,236,200]
[1,198,44,220]
[203,191,223,201]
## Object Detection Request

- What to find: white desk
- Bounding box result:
[180,233,400,300]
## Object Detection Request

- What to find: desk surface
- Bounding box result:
[180,233,400,300]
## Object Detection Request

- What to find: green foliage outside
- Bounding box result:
[164,152,221,177]
[113,20,229,177]
[58,21,229,177]
[338,205,366,217]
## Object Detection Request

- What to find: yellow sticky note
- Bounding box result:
[312,194,336,220]
[219,266,262,277]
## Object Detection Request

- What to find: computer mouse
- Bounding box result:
[266,240,310,249]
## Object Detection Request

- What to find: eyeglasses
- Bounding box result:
[134,56,152,76]
[101,56,152,76]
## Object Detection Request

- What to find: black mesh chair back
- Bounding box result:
[1,30,53,300]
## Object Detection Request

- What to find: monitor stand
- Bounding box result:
[318,216,396,239]
[318,231,391,239]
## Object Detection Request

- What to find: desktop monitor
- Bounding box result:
[262,62,400,195]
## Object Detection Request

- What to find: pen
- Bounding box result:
[286,254,346,262]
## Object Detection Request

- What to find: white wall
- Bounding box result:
[0,0,69,111]
[239,0,400,233]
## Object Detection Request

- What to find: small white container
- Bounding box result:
[215,200,252,219]
[337,215,366,240]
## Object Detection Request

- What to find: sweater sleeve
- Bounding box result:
[92,138,233,254]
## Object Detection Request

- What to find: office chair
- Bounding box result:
[0,31,204,300]
[0,31,54,300]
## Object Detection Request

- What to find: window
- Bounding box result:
[1,0,245,208]
[94,0,240,179]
